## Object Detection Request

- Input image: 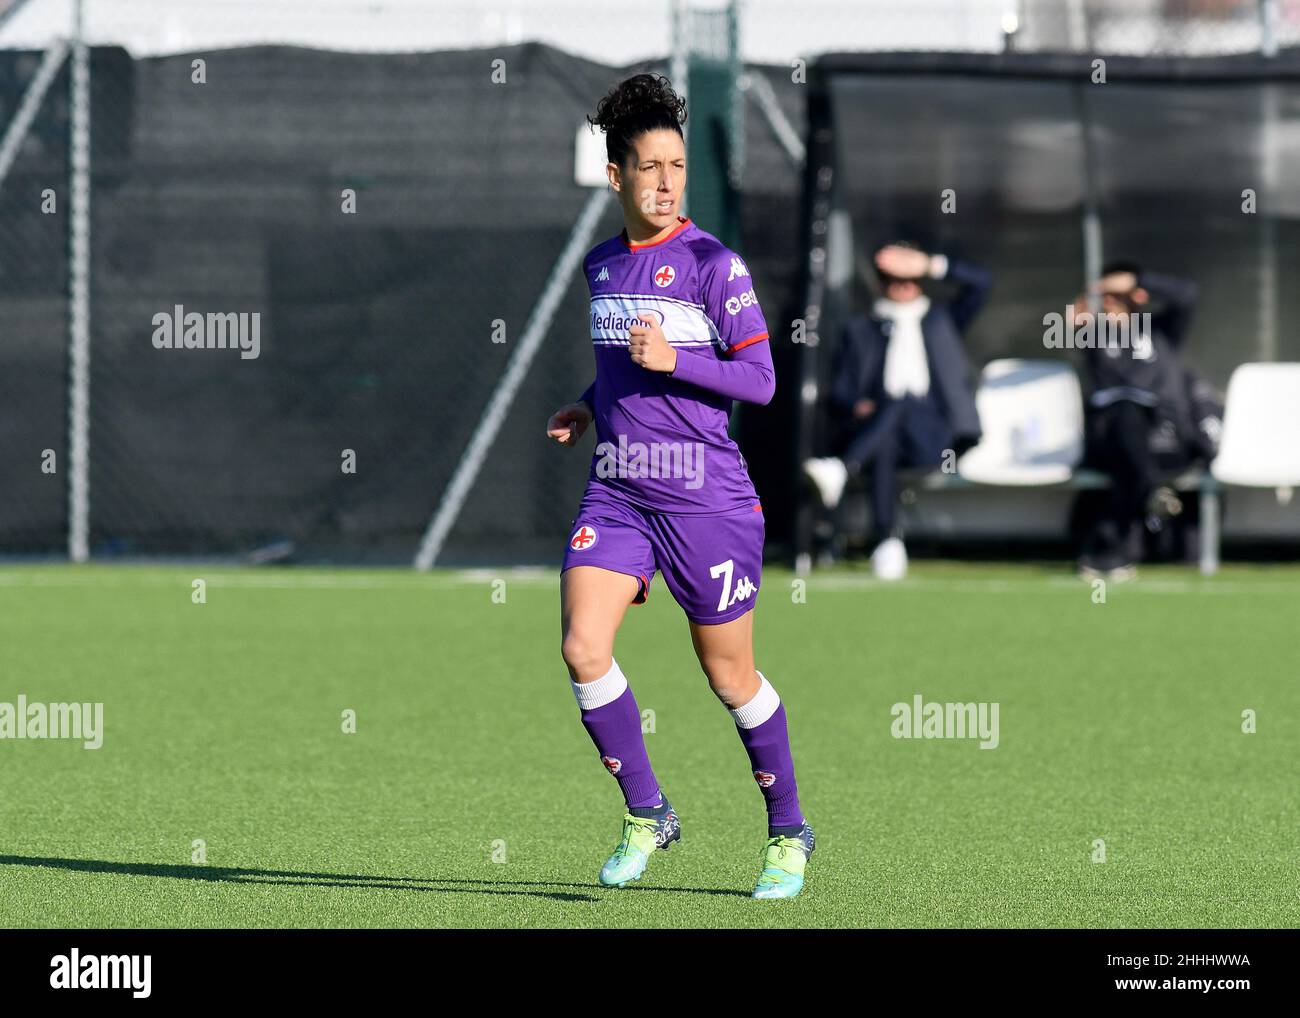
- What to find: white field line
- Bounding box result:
[0,569,1296,596]
[0,570,547,591]
[809,575,1300,596]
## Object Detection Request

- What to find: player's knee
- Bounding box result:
[701,660,757,709]
[560,630,612,683]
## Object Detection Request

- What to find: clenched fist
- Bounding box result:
[628,314,677,373]
[546,402,593,446]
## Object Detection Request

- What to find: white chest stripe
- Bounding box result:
[589,294,720,348]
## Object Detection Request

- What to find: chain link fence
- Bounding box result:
[0,43,70,552]
[2,0,1298,562]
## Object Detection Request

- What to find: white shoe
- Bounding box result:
[802,457,848,509]
[871,537,908,581]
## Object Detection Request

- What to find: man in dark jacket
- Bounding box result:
[802,242,989,579]
[1073,262,1220,578]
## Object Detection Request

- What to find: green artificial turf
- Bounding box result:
[0,561,1296,928]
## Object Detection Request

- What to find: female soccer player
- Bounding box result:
[545,73,813,900]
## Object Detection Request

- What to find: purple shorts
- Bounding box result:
[561,483,764,625]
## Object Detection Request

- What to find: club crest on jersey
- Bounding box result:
[595,266,609,282]
[569,525,598,552]
[753,770,776,788]
[602,755,622,775]
[653,264,676,288]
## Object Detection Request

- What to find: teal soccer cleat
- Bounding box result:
[753,822,815,900]
[598,800,680,887]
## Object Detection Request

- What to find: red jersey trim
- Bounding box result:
[727,331,770,355]
[623,217,692,252]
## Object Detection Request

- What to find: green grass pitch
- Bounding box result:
[1,561,1296,928]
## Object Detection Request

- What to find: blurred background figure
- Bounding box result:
[1072,262,1222,579]
[802,242,988,579]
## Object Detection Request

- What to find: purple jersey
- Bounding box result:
[580,218,770,514]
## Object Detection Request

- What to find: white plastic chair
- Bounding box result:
[1211,363,1300,488]
[957,359,1085,485]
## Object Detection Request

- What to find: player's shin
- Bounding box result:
[572,659,662,809]
[729,671,805,834]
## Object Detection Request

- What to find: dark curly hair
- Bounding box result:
[587,73,687,169]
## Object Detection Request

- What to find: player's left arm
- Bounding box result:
[653,247,775,405]
[627,309,774,404]
[668,333,774,404]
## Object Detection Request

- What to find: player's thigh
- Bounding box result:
[559,490,658,682]
[688,611,758,708]
[560,567,641,682]
[652,505,764,627]
[651,505,764,701]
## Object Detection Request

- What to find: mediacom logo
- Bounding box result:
[591,308,665,333]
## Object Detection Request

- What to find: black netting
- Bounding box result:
[86,45,629,563]
[0,42,799,564]
[0,50,70,552]
[11,43,1297,563]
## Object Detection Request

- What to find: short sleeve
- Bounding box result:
[699,248,769,356]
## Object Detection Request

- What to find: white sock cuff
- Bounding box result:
[571,658,628,710]
[730,671,781,729]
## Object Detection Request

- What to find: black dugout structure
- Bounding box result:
[793,51,1300,567]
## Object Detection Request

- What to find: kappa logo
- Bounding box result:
[653,264,676,288]
[753,770,776,788]
[569,525,598,552]
[595,266,609,282]
[726,256,749,282]
[728,575,758,607]
[601,755,622,775]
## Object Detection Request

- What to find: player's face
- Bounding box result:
[610,129,686,237]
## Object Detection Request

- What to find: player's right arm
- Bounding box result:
[546,382,594,446]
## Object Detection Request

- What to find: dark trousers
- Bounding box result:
[1085,400,1158,562]
[841,394,952,542]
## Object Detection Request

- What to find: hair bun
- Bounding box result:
[589,73,687,132]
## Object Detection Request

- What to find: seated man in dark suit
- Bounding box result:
[1072,262,1218,578]
[803,242,988,579]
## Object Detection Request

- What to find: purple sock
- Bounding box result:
[731,673,804,831]
[573,661,661,809]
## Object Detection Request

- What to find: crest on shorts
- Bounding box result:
[753,770,776,788]
[569,525,598,551]
[601,755,622,775]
